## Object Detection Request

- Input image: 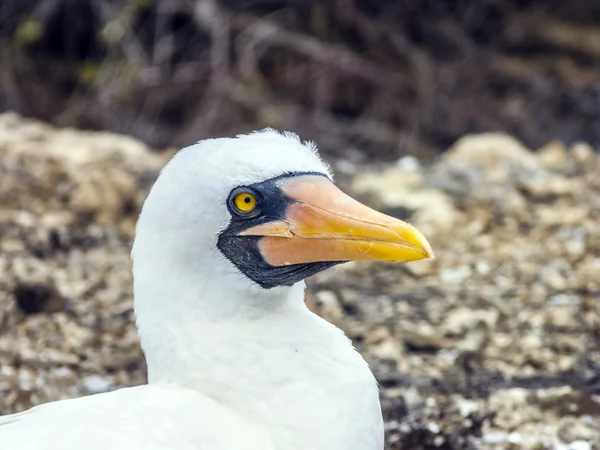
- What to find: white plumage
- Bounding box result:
[0,130,433,450]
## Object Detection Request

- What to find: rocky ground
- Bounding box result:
[0,112,599,449]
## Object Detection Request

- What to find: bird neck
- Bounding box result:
[132,251,334,387]
[131,246,383,450]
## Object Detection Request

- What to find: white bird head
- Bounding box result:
[127,130,433,448]
[132,129,433,300]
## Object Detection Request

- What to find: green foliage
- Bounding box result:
[14,19,43,46]
[77,61,101,84]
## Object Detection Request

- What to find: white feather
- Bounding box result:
[0,132,383,450]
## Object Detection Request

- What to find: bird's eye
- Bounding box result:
[228,187,261,218]
[234,192,256,212]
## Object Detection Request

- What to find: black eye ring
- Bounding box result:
[227,187,263,219]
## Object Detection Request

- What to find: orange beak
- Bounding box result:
[238,175,434,267]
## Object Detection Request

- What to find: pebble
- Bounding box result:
[314,290,343,321]
[80,375,113,394]
[458,399,479,417]
[568,441,593,450]
[396,155,421,172]
[439,267,470,284]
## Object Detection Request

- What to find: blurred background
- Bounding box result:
[1,0,600,160]
[0,1,599,449]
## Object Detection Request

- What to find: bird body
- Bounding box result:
[1,312,381,450]
[0,384,272,450]
[0,130,433,449]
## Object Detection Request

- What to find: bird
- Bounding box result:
[0,129,433,450]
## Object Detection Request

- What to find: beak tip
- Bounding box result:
[423,242,435,260]
[406,223,434,261]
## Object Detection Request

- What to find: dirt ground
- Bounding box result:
[0,113,599,449]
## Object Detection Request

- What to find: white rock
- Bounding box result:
[439,267,470,284]
[507,432,522,444]
[396,155,421,172]
[444,133,539,170]
[80,375,112,394]
[568,441,592,450]
[482,431,509,444]
[459,399,479,417]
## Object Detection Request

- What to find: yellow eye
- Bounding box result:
[233,192,257,212]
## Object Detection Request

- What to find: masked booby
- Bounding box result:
[0,130,433,450]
